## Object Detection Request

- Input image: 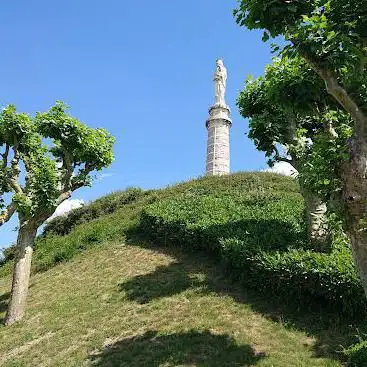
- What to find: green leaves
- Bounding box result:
[234,0,314,37]
[0,102,115,223]
[36,101,115,171]
[262,31,270,42]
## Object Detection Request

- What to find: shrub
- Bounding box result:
[140,175,365,316]
[345,341,367,366]
[43,187,144,237]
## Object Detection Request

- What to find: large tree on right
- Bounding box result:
[234,0,367,298]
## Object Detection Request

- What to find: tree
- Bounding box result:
[238,55,353,247]
[235,0,367,298]
[0,102,115,325]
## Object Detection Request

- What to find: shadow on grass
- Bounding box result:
[88,330,265,366]
[120,234,361,364]
[119,263,207,304]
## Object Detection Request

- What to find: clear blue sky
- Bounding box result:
[0,0,274,246]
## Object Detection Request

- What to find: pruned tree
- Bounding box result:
[235,0,367,298]
[0,102,115,325]
[238,55,353,247]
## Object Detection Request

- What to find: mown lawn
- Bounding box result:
[0,240,344,366]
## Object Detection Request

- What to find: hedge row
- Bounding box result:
[140,190,365,316]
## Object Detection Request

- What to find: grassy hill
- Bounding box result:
[0,173,365,366]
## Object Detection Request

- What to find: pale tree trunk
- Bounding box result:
[293,159,329,249]
[4,222,37,326]
[303,191,329,250]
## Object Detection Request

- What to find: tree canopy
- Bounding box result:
[0,102,114,227]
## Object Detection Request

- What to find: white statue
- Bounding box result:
[214,59,227,106]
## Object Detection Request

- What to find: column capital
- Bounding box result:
[206,104,232,129]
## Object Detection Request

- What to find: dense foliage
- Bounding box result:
[139,174,364,315]
[345,341,367,367]
[237,55,353,204]
[0,102,115,224]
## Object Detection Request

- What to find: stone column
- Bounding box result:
[206,105,232,176]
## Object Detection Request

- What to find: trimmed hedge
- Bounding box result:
[140,175,365,316]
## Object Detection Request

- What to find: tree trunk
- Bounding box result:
[304,191,329,250]
[4,222,37,326]
[297,174,329,250]
[342,136,367,300]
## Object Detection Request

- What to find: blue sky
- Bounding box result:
[0,0,275,247]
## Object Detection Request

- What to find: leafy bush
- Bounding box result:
[345,341,367,366]
[43,187,144,237]
[140,175,365,316]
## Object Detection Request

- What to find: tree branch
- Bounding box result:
[276,157,294,164]
[300,51,367,133]
[8,157,23,194]
[2,144,9,170]
[6,138,23,194]
[0,203,16,226]
[61,148,74,191]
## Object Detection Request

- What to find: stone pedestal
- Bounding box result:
[205,104,232,176]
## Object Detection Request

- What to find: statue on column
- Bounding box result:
[214,59,227,106]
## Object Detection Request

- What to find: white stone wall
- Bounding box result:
[206,107,231,176]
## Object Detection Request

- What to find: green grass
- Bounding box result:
[0,172,364,366]
[0,241,346,366]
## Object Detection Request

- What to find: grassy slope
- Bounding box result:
[0,242,341,367]
[0,173,357,366]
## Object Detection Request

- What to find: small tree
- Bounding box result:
[0,102,115,325]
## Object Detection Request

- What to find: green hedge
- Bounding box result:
[140,181,365,316]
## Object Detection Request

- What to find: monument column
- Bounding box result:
[206,59,232,176]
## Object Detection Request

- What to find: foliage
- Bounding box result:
[237,54,353,202]
[0,244,17,264]
[234,0,367,196]
[234,0,367,301]
[0,102,115,228]
[43,187,144,237]
[345,341,367,367]
[299,112,352,203]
